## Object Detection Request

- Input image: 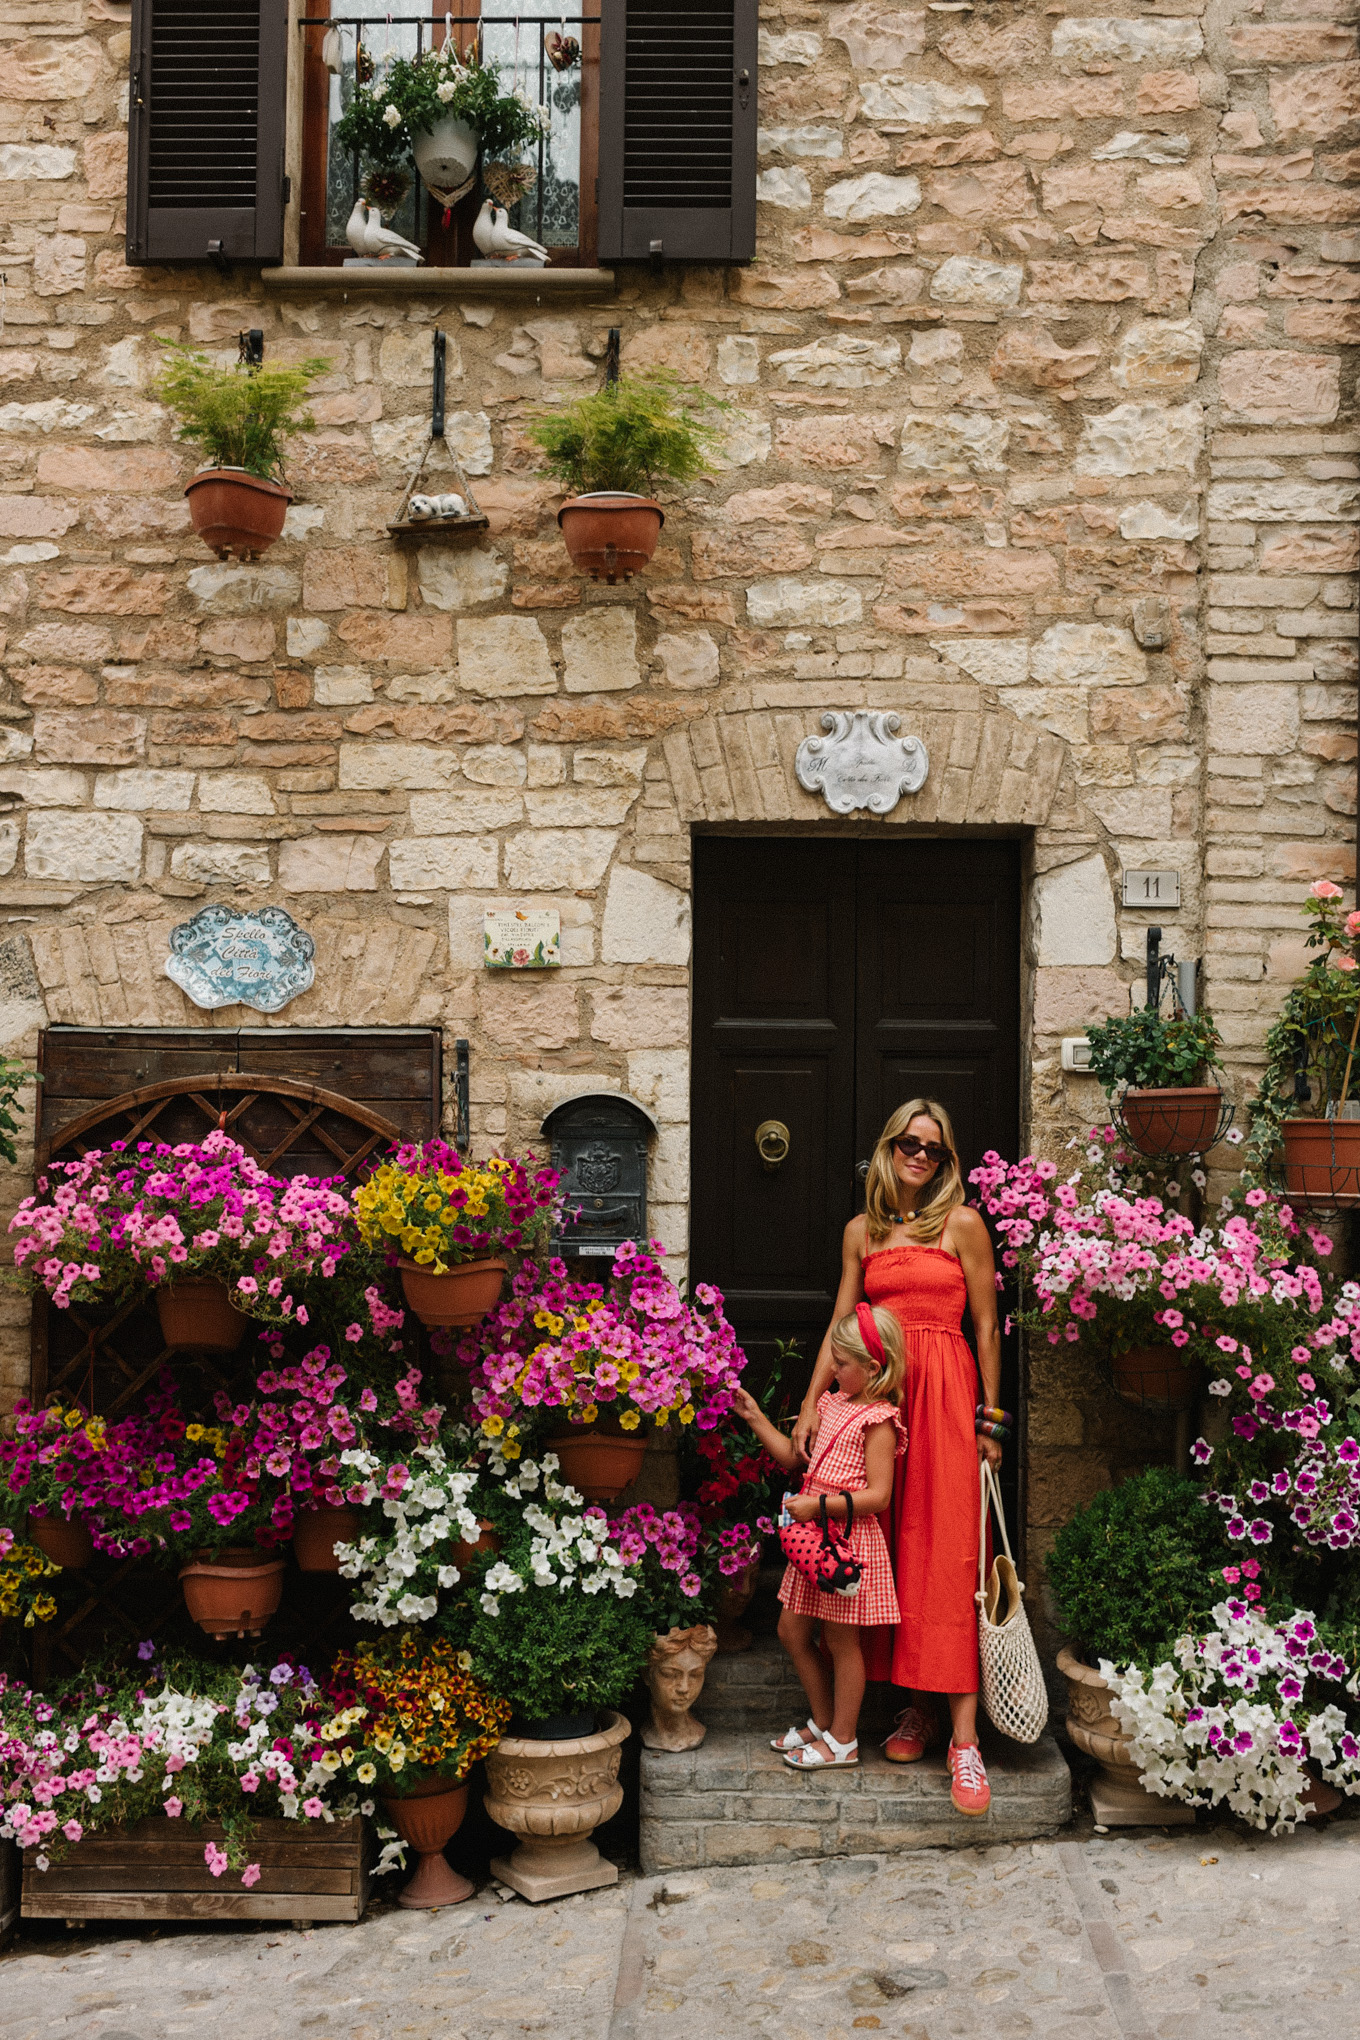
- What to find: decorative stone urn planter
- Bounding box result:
[642,1625,717,1751]
[379,1776,473,1909]
[185,468,291,562]
[1110,1344,1202,1412]
[156,1280,248,1353]
[1121,1086,1223,1157]
[292,1505,361,1573]
[397,1256,507,1328]
[27,1512,93,1569]
[483,1710,629,1902]
[179,1549,285,1639]
[1283,1117,1360,1209]
[545,1433,647,1502]
[557,494,664,584]
[1057,1647,1195,1827]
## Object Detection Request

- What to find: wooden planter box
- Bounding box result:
[22,1815,374,1924]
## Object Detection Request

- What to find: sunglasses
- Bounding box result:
[892,1136,952,1166]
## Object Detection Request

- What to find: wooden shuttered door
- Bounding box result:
[127,0,287,263]
[598,0,757,263]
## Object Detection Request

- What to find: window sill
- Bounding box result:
[261,265,616,299]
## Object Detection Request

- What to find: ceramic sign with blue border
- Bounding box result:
[165,905,316,1013]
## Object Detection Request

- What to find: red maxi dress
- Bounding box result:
[861,1243,982,1694]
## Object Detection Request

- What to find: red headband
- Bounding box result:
[855,1303,885,1369]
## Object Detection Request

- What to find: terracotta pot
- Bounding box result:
[642,1625,717,1751]
[1122,1086,1223,1157]
[1110,1343,1201,1411]
[380,1776,473,1909]
[179,1549,285,1638]
[484,1710,629,1902]
[397,1256,507,1329]
[291,1505,361,1573]
[714,1560,761,1653]
[185,468,292,562]
[27,1511,93,1569]
[557,493,664,583]
[450,1517,500,1572]
[546,1433,647,1502]
[1283,1117,1360,1209]
[1057,1647,1196,1827]
[156,1280,248,1353]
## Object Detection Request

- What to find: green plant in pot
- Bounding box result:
[527,374,729,585]
[154,341,330,562]
[1085,999,1224,1158]
[1049,1467,1226,1825]
[1248,879,1360,1208]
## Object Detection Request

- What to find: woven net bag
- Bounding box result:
[976,1461,1048,1744]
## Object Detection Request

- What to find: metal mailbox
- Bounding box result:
[540,1092,657,1263]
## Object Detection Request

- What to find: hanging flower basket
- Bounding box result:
[26,1512,93,1569]
[179,1549,285,1638]
[292,1505,362,1573]
[1282,1116,1360,1209]
[546,1432,647,1502]
[157,1280,249,1353]
[380,1777,473,1909]
[1110,1343,1201,1411]
[184,469,291,563]
[398,1256,508,1328]
[1120,1086,1226,1157]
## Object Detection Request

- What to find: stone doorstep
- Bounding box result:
[639,1728,1073,1872]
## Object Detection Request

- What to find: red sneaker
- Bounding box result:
[948,1740,991,1816]
[884,1705,938,1764]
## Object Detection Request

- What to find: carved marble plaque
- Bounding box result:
[795,710,930,816]
[166,906,316,1013]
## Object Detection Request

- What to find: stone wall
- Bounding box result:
[0,0,1356,1593]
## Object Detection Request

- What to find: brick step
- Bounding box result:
[640,1724,1072,1872]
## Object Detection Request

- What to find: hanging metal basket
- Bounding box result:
[1112,1087,1235,1159]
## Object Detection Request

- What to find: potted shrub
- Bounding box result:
[333,43,549,211]
[321,1630,510,1910]
[527,375,729,583]
[1085,1002,1225,1157]
[153,341,330,562]
[1250,880,1360,1207]
[352,1139,560,1331]
[467,1243,746,1499]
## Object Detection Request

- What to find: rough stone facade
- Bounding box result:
[0,0,1357,1601]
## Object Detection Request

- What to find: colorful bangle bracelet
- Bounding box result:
[975,1418,1009,1442]
[976,1404,1014,1429]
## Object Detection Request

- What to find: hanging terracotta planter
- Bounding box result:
[1282,1117,1360,1209]
[1110,1343,1201,1411]
[179,1549,285,1638]
[714,1560,761,1653]
[156,1280,248,1353]
[546,1432,647,1502]
[1121,1086,1224,1157]
[484,1711,629,1902]
[397,1256,507,1328]
[27,1512,93,1569]
[557,493,664,584]
[185,468,292,562]
[291,1505,361,1573]
[380,1777,473,1909]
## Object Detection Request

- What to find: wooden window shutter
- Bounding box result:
[127,0,287,264]
[598,0,756,264]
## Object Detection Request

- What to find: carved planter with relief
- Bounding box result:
[1057,1647,1194,1827]
[483,1710,629,1902]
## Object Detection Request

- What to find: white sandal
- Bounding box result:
[782,1731,859,1770]
[770,1716,822,1752]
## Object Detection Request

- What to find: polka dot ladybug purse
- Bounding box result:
[778,1404,865,1599]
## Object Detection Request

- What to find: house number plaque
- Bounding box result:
[1121,869,1181,909]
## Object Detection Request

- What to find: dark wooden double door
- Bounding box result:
[691,836,1021,1401]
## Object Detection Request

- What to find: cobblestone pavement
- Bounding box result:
[4,1824,1359,2040]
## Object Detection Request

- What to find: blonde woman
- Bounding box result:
[790,1099,1002,1816]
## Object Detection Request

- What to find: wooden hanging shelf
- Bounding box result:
[386,325,491,539]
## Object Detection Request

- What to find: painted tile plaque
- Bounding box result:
[484,908,561,969]
[165,905,316,1013]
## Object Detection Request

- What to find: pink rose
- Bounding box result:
[1312,879,1343,900]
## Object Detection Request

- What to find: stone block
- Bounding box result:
[828,4,925,70]
[94,769,194,812]
[1052,16,1202,64]
[823,173,922,222]
[1075,400,1204,477]
[1270,62,1360,143]
[302,548,395,613]
[1035,853,1116,967]
[1111,318,1204,391]
[462,744,527,787]
[197,772,275,815]
[900,412,1009,475]
[621,324,712,384]
[459,614,557,698]
[769,334,902,388]
[1034,966,1127,1036]
[388,837,499,891]
[747,579,863,627]
[1085,787,1173,837]
[477,972,579,1051]
[416,547,509,612]
[524,789,636,827]
[929,255,1023,307]
[858,78,987,126]
[32,234,86,297]
[170,842,270,886]
[313,666,373,706]
[186,563,300,615]
[36,446,184,493]
[591,986,688,1048]
[1032,623,1145,688]
[774,414,897,469]
[627,1048,689,1123]
[655,632,720,690]
[278,834,384,893]
[337,612,452,667]
[757,167,812,209]
[408,790,522,833]
[504,829,618,891]
[33,710,144,768]
[561,608,640,694]
[37,567,165,615]
[1219,350,1341,426]
[1208,684,1301,756]
[338,744,460,791]
[26,813,141,884]
[1207,480,1359,524]
[199,617,276,662]
[602,866,691,966]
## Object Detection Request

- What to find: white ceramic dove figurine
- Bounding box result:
[473,199,548,263]
[360,203,424,263]
[345,199,370,256]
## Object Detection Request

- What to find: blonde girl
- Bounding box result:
[732,1303,906,1769]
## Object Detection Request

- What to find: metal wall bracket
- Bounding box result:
[454,1037,470,1151]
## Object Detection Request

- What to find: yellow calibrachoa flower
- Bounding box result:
[618,1409,641,1431]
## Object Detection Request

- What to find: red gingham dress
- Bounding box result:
[777,1391,906,1628]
